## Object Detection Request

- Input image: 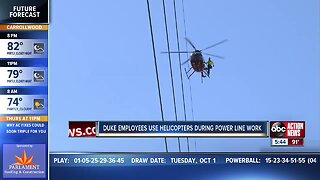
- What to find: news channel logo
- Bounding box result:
[270,122,286,138]
[270,121,305,138]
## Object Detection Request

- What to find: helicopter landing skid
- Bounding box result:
[184,67,192,79]
[185,68,195,79]
[203,70,210,78]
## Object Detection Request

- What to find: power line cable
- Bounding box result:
[146,0,168,152]
[181,0,197,152]
[173,0,190,152]
[162,0,181,152]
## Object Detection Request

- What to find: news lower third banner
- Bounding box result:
[68,121,268,137]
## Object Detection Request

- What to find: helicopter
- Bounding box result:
[162,38,227,80]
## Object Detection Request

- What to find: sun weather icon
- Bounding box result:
[33,99,45,110]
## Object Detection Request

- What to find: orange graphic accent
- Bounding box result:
[0,25,48,30]
[0,116,48,122]
[13,150,36,165]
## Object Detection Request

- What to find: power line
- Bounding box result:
[146,0,168,152]
[173,0,190,152]
[162,0,181,152]
[181,0,197,152]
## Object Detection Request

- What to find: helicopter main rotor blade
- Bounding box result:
[185,37,197,50]
[201,39,228,51]
[181,59,190,65]
[203,53,225,59]
[161,51,193,54]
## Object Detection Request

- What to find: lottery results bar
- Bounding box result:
[0,0,49,179]
[50,153,320,179]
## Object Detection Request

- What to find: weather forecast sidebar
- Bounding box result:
[0,0,49,179]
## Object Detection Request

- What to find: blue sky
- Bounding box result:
[49,0,320,152]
